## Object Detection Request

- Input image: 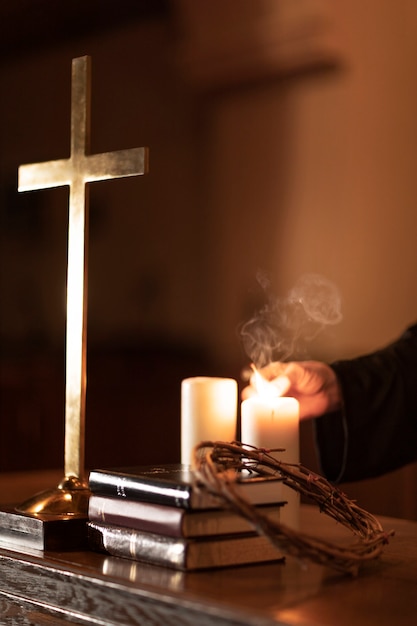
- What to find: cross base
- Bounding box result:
[0,504,88,552]
[15,475,90,517]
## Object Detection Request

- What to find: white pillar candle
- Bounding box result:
[241,393,300,529]
[181,377,238,465]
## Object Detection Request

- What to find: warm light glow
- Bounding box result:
[251,365,290,399]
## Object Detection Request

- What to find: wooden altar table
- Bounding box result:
[0,471,416,625]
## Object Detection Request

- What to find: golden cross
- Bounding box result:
[18,56,149,500]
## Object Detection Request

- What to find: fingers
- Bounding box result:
[241,360,341,420]
[269,375,291,396]
[242,363,294,399]
[258,362,288,380]
[261,362,312,395]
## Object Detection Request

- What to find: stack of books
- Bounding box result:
[87,464,286,570]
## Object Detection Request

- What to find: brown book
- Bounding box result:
[88,521,284,570]
[88,495,284,538]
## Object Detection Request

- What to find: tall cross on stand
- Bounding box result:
[17,56,149,516]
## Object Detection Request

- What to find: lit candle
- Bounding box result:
[241,371,300,528]
[181,377,238,465]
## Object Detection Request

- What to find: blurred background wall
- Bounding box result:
[1,0,416,519]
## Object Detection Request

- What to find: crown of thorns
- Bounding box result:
[192,441,394,576]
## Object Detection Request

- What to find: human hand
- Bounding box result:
[242,361,342,420]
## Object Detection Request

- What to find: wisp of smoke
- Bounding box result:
[240,273,342,367]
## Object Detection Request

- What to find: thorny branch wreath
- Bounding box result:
[192,441,394,576]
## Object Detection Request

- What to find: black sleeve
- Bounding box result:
[314,323,417,483]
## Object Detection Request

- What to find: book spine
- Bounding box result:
[88,472,193,509]
[88,522,284,570]
[88,522,188,569]
[88,496,185,537]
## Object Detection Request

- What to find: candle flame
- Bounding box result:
[251,365,283,399]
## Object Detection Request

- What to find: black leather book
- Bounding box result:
[88,464,284,510]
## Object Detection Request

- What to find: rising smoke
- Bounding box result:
[240,272,343,367]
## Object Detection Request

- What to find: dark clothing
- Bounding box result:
[315,323,417,483]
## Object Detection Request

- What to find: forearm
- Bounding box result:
[315,324,417,482]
